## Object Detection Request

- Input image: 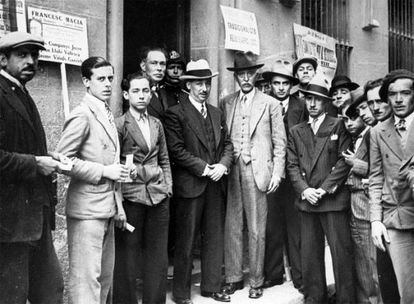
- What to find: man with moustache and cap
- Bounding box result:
[287,73,354,303]
[260,58,307,291]
[164,59,233,304]
[0,31,64,304]
[220,51,286,299]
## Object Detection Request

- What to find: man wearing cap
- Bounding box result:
[0,31,64,303]
[220,51,286,299]
[261,59,306,291]
[287,73,354,303]
[366,78,392,123]
[163,50,188,107]
[340,100,382,304]
[369,69,414,303]
[164,59,233,304]
[345,88,377,127]
[330,75,360,110]
[254,70,271,95]
[292,56,318,99]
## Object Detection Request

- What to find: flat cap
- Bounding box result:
[0,31,45,51]
[379,69,414,101]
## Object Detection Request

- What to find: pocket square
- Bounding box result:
[330,134,338,140]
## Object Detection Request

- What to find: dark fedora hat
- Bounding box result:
[227,51,264,72]
[379,69,414,102]
[262,59,299,85]
[293,56,318,76]
[329,75,360,95]
[300,72,332,101]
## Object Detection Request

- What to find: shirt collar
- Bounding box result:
[130,107,148,121]
[308,113,326,124]
[188,94,206,112]
[394,111,414,129]
[282,96,290,109]
[0,69,25,91]
[85,92,109,112]
[358,126,370,139]
[238,88,256,103]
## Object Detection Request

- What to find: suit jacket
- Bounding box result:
[56,93,121,219]
[147,88,169,122]
[115,110,172,205]
[164,96,233,198]
[369,116,414,229]
[287,115,352,212]
[220,89,286,192]
[346,129,370,220]
[0,74,57,242]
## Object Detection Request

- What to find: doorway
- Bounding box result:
[123,0,189,76]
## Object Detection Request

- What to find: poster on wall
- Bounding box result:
[220,5,260,55]
[0,0,27,36]
[293,23,337,83]
[27,6,88,66]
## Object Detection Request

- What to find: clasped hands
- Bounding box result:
[302,187,326,205]
[205,163,227,182]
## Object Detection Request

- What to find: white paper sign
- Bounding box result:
[0,0,26,36]
[293,23,337,83]
[27,6,88,66]
[220,5,260,55]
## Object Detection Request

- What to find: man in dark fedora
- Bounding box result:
[220,51,286,299]
[164,59,233,304]
[345,88,377,126]
[292,56,318,99]
[254,69,271,95]
[261,58,307,291]
[330,75,360,110]
[287,73,354,303]
[0,31,64,303]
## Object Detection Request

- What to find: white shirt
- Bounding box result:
[189,95,207,117]
[130,107,151,149]
[394,111,414,132]
[281,97,289,115]
[238,88,256,108]
[0,69,25,91]
[308,113,326,134]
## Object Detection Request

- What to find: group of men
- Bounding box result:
[2,29,414,304]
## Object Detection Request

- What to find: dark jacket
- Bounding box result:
[0,74,56,242]
[164,97,233,198]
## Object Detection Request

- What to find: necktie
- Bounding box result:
[240,95,247,114]
[311,118,318,134]
[200,103,207,119]
[104,103,117,133]
[396,119,407,148]
[280,101,286,116]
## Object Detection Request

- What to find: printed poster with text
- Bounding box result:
[28,6,88,66]
[293,23,337,83]
[220,5,260,55]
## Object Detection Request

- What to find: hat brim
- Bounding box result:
[13,41,46,51]
[179,72,219,81]
[300,89,333,101]
[262,71,300,86]
[227,63,264,72]
[329,82,359,95]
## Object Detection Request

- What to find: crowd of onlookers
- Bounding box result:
[1,30,414,304]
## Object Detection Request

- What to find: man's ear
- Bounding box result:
[0,53,7,68]
[140,60,146,73]
[122,90,129,100]
[82,76,90,88]
[186,81,191,91]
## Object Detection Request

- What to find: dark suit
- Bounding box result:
[264,95,307,288]
[113,111,172,304]
[0,73,63,303]
[164,97,233,300]
[287,115,354,303]
[147,88,169,122]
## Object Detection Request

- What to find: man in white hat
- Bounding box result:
[164,59,233,304]
[0,31,64,303]
[261,59,306,291]
[287,73,354,303]
[221,51,286,299]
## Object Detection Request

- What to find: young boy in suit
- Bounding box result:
[113,73,172,304]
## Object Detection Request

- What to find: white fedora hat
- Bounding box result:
[179,59,218,81]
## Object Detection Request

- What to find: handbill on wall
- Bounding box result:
[293,23,337,82]
[220,5,260,55]
[28,6,88,66]
[0,0,26,36]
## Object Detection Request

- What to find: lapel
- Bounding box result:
[379,117,404,161]
[354,129,369,160]
[83,94,118,149]
[148,94,163,117]
[297,122,315,173]
[182,98,209,149]
[207,104,221,147]
[0,75,36,135]
[125,111,150,154]
[249,90,267,137]
[403,116,414,159]
[148,115,159,151]
[310,115,336,172]
[225,92,238,134]
[158,88,170,110]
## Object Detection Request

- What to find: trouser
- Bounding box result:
[0,208,63,304]
[301,211,355,304]
[377,249,399,304]
[67,217,115,304]
[113,199,169,304]
[224,158,267,288]
[172,181,225,300]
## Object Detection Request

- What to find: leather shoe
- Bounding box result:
[172,297,193,304]
[249,287,263,299]
[262,278,284,288]
[221,280,244,295]
[201,291,231,302]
